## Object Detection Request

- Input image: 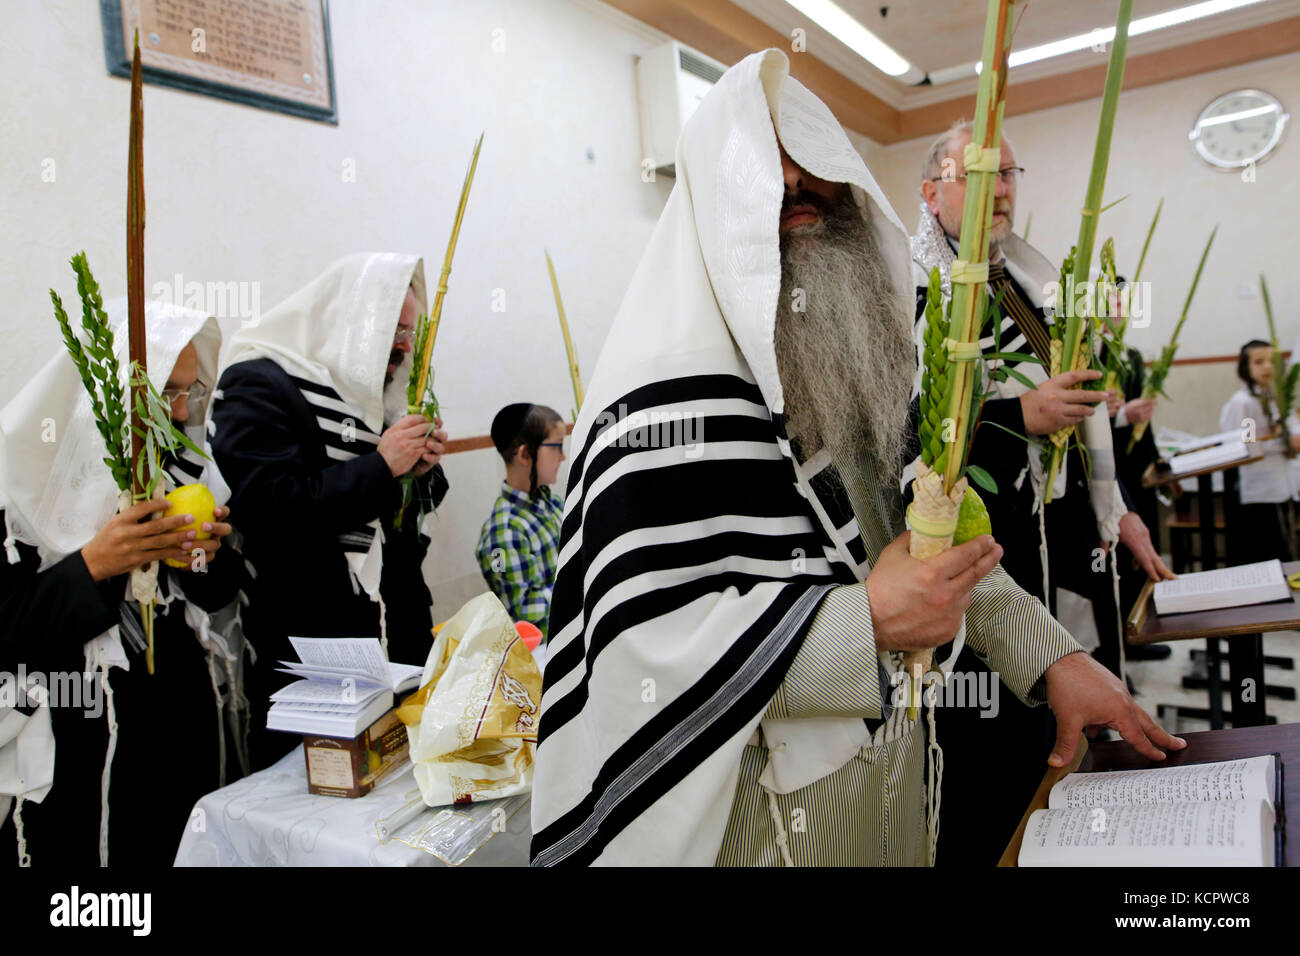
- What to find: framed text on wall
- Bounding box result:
[100,0,338,124]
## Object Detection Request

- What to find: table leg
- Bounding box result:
[1227,633,1267,727]
[1205,637,1224,730]
[1196,472,1216,571]
[1223,467,1242,565]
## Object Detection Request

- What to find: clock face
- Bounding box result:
[1190,89,1289,169]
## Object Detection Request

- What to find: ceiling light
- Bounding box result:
[784,0,914,77]
[934,0,1271,82]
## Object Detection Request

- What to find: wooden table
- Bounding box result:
[1000,723,1297,866]
[1126,561,1300,727]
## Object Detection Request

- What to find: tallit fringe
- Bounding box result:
[760,737,794,867]
[13,797,30,867]
[765,788,795,867]
[3,510,19,564]
[378,593,389,656]
[923,673,944,868]
[96,650,119,867]
[206,650,228,788]
[1037,490,1050,601]
[1111,548,1127,686]
[223,654,252,780]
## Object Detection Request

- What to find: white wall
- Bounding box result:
[0,0,673,620]
[860,51,1300,435]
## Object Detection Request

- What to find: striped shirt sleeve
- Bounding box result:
[764,583,885,721]
[964,564,1083,705]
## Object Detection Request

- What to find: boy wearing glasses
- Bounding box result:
[476,404,566,637]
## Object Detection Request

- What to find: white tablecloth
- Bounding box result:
[175,749,532,866]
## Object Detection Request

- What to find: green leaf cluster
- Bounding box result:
[51,253,207,498]
[918,268,950,475]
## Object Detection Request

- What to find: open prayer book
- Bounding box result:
[1019,755,1280,867]
[1153,559,1292,616]
[1166,440,1250,476]
[267,637,423,738]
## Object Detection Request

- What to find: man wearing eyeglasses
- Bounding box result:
[211,254,450,770]
[910,120,1172,866]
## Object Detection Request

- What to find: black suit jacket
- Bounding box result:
[211,358,449,671]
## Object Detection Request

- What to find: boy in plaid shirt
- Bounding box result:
[476,404,566,635]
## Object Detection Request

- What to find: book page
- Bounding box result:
[270,679,387,709]
[1019,801,1273,866]
[287,636,391,684]
[1153,560,1289,614]
[388,661,424,689]
[1048,756,1276,810]
[1169,440,1248,476]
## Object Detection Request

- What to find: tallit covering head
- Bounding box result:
[530,50,916,866]
[1,299,225,569]
[222,252,427,434]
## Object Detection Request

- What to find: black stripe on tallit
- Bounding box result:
[308,402,381,435]
[805,462,868,566]
[546,408,807,652]
[561,374,767,495]
[543,457,831,691]
[320,431,380,457]
[286,374,343,399]
[540,565,840,748]
[283,373,378,550]
[541,382,855,743]
[531,582,832,866]
[543,520,832,709]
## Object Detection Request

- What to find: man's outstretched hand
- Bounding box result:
[1045,651,1186,767]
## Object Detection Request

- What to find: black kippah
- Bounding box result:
[490,403,533,456]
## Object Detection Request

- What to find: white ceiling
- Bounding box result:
[731,0,1300,108]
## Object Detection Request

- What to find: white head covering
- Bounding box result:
[221,252,427,435]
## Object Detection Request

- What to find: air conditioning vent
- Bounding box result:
[636,41,727,178]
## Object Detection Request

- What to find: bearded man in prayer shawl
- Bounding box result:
[911,121,1176,865]
[211,252,449,770]
[0,300,249,867]
[529,50,1184,868]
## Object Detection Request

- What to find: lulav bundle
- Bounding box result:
[902,0,1015,721]
[1044,0,1133,501]
[918,267,951,477]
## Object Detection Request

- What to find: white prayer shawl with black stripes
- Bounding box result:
[219,252,427,603]
[529,50,924,866]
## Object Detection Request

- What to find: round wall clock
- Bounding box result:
[1189,89,1289,169]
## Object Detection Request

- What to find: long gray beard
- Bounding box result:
[774,191,915,473]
